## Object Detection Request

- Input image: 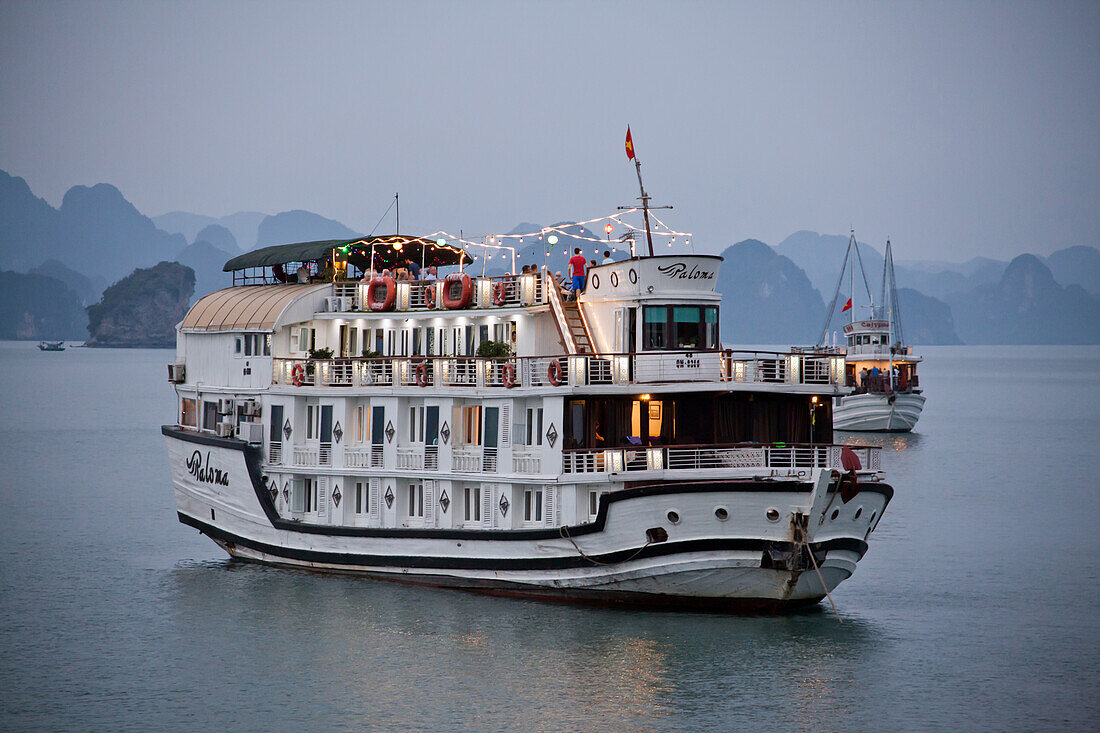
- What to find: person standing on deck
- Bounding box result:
[568,248,587,299]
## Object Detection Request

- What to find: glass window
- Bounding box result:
[203,401,218,431]
[181,398,197,428]
[704,307,719,349]
[524,489,543,522]
[234,337,242,355]
[263,334,271,356]
[672,306,701,349]
[464,487,481,522]
[643,306,667,350]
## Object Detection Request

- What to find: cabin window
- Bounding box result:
[296,327,315,353]
[294,478,315,513]
[355,481,368,514]
[355,405,365,443]
[464,325,474,356]
[524,488,543,523]
[409,405,425,443]
[407,482,424,518]
[524,407,544,446]
[464,487,481,522]
[306,404,320,440]
[588,490,600,520]
[643,307,667,350]
[461,406,481,446]
[203,401,218,431]
[234,337,243,356]
[704,307,719,348]
[263,334,271,356]
[181,398,198,428]
[672,306,701,349]
[375,330,384,355]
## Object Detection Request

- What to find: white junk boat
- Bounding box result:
[164,216,893,612]
[821,234,925,432]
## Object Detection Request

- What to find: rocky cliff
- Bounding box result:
[85,261,195,348]
[0,270,88,340]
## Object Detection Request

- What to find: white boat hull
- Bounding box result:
[165,427,891,612]
[833,392,925,432]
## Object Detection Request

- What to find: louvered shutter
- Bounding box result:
[369,477,381,519]
[482,483,493,528]
[501,404,511,447]
[543,485,554,527]
[317,477,329,522]
[424,481,434,525]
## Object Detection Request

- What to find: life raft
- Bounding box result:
[442,273,473,309]
[367,276,396,311]
[502,362,516,388]
[492,281,506,306]
[414,358,429,387]
[291,363,305,386]
[423,284,436,309]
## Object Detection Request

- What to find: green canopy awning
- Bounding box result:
[222,235,472,272]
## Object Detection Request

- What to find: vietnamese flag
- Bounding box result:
[841,297,853,312]
[625,126,635,160]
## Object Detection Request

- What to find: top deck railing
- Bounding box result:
[320,273,546,314]
[272,349,845,389]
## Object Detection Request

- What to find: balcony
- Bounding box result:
[323,274,545,315]
[272,350,844,391]
[562,443,881,478]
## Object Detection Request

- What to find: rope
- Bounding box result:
[559,524,652,566]
[806,541,842,623]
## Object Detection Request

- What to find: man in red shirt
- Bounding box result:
[568,248,587,298]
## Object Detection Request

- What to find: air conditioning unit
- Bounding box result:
[215,422,235,438]
[218,398,236,413]
[237,421,265,444]
[325,296,346,313]
[241,399,261,417]
[167,363,186,383]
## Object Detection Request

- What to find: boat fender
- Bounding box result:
[367,276,396,311]
[547,359,563,386]
[423,284,436,309]
[502,362,516,388]
[888,393,897,404]
[442,273,473,309]
[291,363,305,387]
[414,358,429,387]
[492,281,506,306]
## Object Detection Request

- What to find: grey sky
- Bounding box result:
[1,0,1097,260]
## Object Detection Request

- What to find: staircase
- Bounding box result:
[546,271,595,355]
[561,300,593,354]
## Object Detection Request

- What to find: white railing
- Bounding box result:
[396,447,424,470]
[562,444,881,475]
[272,350,844,390]
[322,274,546,314]
[512,448,541,474]
[293,446,319,466]
[345,445,385,469]
[453,447,482,473]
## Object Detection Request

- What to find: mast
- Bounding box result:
[634,159,655,258]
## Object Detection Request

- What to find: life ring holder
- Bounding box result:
[547,359,563,386]
[291,363,305,387]
[442,273,473,309]
[367,276,396,311]
[502,362,516,388]
[414,358,430,387]
[492,281,506,306]
[423,284,436,309]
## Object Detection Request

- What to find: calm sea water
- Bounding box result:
[1,341,1097,731]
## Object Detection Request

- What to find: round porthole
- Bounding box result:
[628,268,638,284]
[591,273,600,289]
[666,510,680,525]
[854,507,863,520]
[830,509,840,521]
[714,507,729,522]
[611,272,619,287]
[766,508,780,522]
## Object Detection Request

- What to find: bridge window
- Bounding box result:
[643,305,720,350]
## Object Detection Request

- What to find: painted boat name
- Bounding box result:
[187,450,229,486]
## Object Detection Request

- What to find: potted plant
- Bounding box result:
[306,347,334,376]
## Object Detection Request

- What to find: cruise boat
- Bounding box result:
[820,234,925,432]
[163,225,893,612]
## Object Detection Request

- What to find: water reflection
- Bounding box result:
[836,429,923,453]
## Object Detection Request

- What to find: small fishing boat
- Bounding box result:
[38,341,66,351]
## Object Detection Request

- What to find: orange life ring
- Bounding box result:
[423,284,436,309]
[367,276,396,311]
[492,281,506,306]
[291,363,304,386]
[442,273,473,309]
[502,362,516,388]
[547,359,563,386]
[414,359,429,387]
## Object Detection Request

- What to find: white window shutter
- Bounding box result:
[482,483,493,528]
[317,477,329,522]
[501,404,511,447]
[544,485,555,527]
[369,477,380,519]
[424,481,434,525]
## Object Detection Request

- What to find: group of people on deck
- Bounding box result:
[856,365,909,394]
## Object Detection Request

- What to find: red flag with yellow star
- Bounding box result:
[625,126,635,160]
